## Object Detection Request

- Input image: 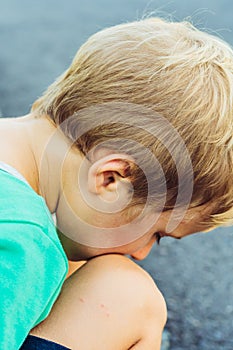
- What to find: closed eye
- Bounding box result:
[167,234,181,240]
[155,232,182,243]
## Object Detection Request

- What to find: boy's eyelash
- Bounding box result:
[155,232,163,245]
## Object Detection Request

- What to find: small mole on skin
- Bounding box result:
[100,304,110,317]
[79,297,85,303]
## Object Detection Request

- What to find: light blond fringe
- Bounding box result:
[32,17,233,227]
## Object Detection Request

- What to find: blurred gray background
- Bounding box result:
[0,1,233,349]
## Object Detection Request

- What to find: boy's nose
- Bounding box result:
[130,237,156,261]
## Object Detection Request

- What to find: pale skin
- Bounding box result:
[0,114,216,349]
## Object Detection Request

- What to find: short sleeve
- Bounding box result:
[0,221,68,350]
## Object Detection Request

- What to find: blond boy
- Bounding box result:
[0,17,233,349]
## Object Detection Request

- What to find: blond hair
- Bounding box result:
[32,17,233,226]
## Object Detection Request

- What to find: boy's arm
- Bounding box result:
[128,282,167,350]
[93,254,167,350]
[31,254,167,350]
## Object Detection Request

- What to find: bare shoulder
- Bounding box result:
[82,254,167,329]
[84,253,166,308]
[87,253,165,290]
[31,254,167,350]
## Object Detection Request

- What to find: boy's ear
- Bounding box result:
[87,151,134,200]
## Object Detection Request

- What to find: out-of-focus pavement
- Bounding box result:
[0,1,233,348]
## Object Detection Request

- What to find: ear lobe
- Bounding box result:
[87,154,134,195]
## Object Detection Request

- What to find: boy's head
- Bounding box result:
[32,17,233,251]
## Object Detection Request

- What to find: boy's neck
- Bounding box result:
[0,113,79,213]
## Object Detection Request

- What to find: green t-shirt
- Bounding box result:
[0,168,69,349]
